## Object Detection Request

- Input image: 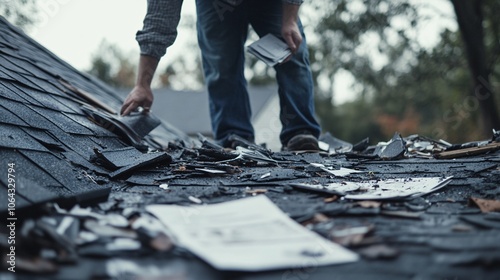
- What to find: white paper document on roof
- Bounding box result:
[146,195,358,271]
[247,34,291,67]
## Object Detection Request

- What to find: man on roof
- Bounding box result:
[120,0,321,151]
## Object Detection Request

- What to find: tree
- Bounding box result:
[0,0,37,29]
[87,40,136,88]
[450,0,500,135]
[306,0,499,143]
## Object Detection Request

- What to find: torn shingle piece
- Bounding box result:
[272,152,324,164]
[89,136,128,151]
[118,112,162,139]
[379,133,406,160]
[0,124,50,152]
[81,106,146,147]
[232,146,278,164]
[319,132,353,153]
[109,152,172,179]
[95,147,145,169]
[19,150,108,198]
[126,171,166,186]
[309,163,364,177]
[62,151,110,175]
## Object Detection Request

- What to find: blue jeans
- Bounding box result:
[196,0,321,147]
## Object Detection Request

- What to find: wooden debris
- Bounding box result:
[324,196,339,203]
[470,197,500,213]
[245,189,268,194]
[356,201,382,208]
[59,79,117,114]
[436,142,500,159]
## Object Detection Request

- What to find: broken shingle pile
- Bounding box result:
[1,17,500,280]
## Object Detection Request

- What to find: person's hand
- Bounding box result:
[281,21,302,55]
[281,3,302,64]
[120,86,153,116]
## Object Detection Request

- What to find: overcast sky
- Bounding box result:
[28,0,196,70]
[27,0,457,104]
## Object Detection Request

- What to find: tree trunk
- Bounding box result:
[451,0,500,135]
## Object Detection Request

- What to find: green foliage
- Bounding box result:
[483,0,500,88]
[87,40,137,88]
[308,0,499,143]
[0,0,37,29]
[315,96,384,143]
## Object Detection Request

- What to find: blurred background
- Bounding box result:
[2,0,499,145]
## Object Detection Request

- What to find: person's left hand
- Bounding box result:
[282,20,302,55]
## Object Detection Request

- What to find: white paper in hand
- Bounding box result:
[247,34,292,66]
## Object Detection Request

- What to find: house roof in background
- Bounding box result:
[117,86,277,135]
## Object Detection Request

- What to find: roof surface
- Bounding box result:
[1,16,500,280]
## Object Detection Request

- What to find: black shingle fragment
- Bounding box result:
[62,151,110,175]
[19,150,108,198]
[94,147,146,169]
[108,152,172,179]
